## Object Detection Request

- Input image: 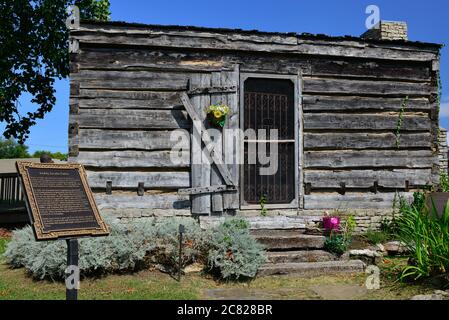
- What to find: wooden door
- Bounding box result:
[186,66,240,215]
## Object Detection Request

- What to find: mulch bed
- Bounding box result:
[0,228,13,239]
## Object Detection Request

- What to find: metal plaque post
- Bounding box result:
[66,239,79,300]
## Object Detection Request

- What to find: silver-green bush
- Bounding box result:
[4,217,207,280]
[207,218,266,280]
[4,217,266,281]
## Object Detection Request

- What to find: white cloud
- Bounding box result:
[439,99,449,118]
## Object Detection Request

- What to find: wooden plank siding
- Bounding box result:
[69,22,441,212]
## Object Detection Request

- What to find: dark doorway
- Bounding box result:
[242,78,296,205]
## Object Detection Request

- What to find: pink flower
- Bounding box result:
[322,216,340,232]
[330,217,339,226]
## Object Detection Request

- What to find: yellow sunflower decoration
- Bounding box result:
[207,104,230,128]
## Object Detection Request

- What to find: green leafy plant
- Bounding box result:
[0,238,8,256]
[364,229,390,244]
[207,218,266,280]
[324,234,348,255]
[440,173,449,192]
[324,214,356,255]
[395,96,409,148]
[259,194,268,216]
[395,195,449,281]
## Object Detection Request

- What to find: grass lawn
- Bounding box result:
[0,237,437,300]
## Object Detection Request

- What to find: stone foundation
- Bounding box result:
[103,207,397,234]
[438,127,448,175]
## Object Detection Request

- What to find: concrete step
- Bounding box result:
[255,233,326,250]
[258,260,366,277]
[266,250,336,263]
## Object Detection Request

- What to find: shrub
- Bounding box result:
[149,217,210,272]
[4,217,266,281]
[396,196,449,280]
[4,217,208,280]
[207,218,266,280]
[364,229,390,244]
[0,238,8,256]
[324,234,348,255]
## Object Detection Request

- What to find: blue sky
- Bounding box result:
[2,0,448,153]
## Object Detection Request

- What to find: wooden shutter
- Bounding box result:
[181,65,240,215]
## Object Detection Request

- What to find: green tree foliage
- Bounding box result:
[76,0,110,21]
[32,150,68,161]
[0,0,110,143]
[0,138,30,159]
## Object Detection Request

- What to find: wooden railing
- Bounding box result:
[0,173,24,208]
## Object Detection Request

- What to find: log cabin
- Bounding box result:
[68,20,444,232]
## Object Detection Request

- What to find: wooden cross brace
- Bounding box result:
[180,92,235,187]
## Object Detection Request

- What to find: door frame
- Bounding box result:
[239,72,303,210]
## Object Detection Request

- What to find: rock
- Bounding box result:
[411,294,444,300]
[184,263,204,274]
[366,243,386,254]
[349,249,383,265]
[375,243,386,253]
[434,290,449,297]
[340,252,350,261]
[383,241,408,255]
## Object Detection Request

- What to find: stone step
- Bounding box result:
[255,233,326,250]
[250,229,305,237]
[258,260,366,277]
[266,250,336,263]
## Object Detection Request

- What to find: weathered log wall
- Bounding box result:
[69,22,441,214]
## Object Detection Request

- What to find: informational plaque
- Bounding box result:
[16,161,109,240]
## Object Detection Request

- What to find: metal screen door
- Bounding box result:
[242,78,296,205]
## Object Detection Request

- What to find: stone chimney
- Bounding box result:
[361,21,408,41]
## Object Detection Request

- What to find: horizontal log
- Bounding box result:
[304,150,436,169]
[304,113,430,131]
[72,70,189,90]
[72,25,439,61]
[71,109,190,129]
[304,132,431,150]
[87,171,190,189]
[73,28,299,53]
[303,96,430,112]
[78,129,190,150]
[76,89,182,100]
[94,193,190,210]
[75,48,431,81]
[75,47,231,72]
[309,58,430,81]
[304,192,414,209]
[77,93,182,109]
[303,78,433,96]
[304,169,432,188]
[72,150,189,168]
